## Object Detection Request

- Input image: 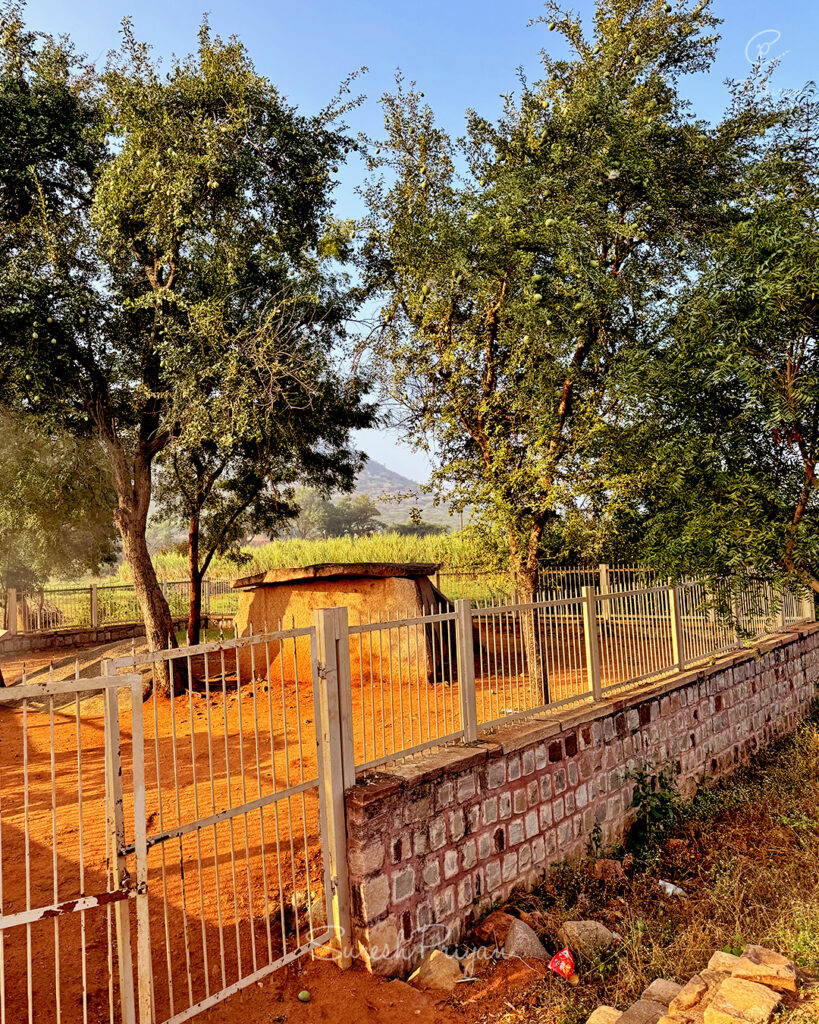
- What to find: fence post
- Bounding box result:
[5,589,17,636]
[669,585,685,671]
[90,584,98,628]
[332,607,356,790]
[313,607,353,968]
[598,563,610,623]
[455,599,478,742]
[582,586,602,701]
[205,579,211,617]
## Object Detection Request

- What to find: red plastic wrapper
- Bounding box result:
[548,948,576,979]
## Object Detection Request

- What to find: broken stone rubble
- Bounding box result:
[584,945,800,1024]
[558,919,622,955]
[407,949,463,993]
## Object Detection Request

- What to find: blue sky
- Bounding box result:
[22,0,818,482]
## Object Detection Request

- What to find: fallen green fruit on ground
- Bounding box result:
[298,990,310,1002]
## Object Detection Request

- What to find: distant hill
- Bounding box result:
[345,459,458,528]
[147,458,459,553]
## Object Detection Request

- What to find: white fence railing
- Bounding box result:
[0,579,812,1023]
[4,578,240,635]
[337,580,814,765]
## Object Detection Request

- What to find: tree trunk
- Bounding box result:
[187,513,202,646]
[118,515,182,696]
[96,402,182,694]
[515,566,548,706]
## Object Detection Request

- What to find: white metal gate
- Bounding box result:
[0,671,144,1024]
[0,616,350,1024]
[109,619,347,1024]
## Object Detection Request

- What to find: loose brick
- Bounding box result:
[359,874,389,920]
[462,838,477,870]
[508,819,525,845]
[457,774,476,801]
[450,808,465,842]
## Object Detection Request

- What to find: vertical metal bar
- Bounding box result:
[669,586,684,671]
[203,646,227,989]
[262,637,288,960]
[186,657,211,995]
[22,699,32,1024]
[102,668,137,1024]
[279,637,302,952]
[129,675,153,1024]
[151,669,175,1015]
[167,657,194,1005]
[313,610,353,968]
[247,641,273,966]
[47,695,61,1024]
[598,563,610,623]
[455,600,478,742]
[74,690,88,1024]
[218,647,243,976]
[232,647,259,975]
[582,587,602,701]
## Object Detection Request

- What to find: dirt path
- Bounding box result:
[193,954,552,1024]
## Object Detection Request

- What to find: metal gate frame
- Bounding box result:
[0,672,144,1024]
[110,616,352,1024]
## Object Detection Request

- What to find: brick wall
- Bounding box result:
[345,624,819,976]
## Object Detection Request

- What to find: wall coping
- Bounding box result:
[351,622,819,806]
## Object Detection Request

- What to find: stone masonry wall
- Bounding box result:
[345,624,819,976]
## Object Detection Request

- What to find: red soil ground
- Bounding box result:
[0,615,674,1024]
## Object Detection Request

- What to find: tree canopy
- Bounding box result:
[360,0,765,601]
[0,5,374,688]
[608,83,819,591]
[0,408,118,596]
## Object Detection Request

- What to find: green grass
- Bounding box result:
[82,531,514,601]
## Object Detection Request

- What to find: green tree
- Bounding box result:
[0,7,368,691]
[289,487,383,539]
[0,408,118,597]
[613,84,819,591]
[325,494,383,537]
[360,0,754,680]
[153,322,373,643]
